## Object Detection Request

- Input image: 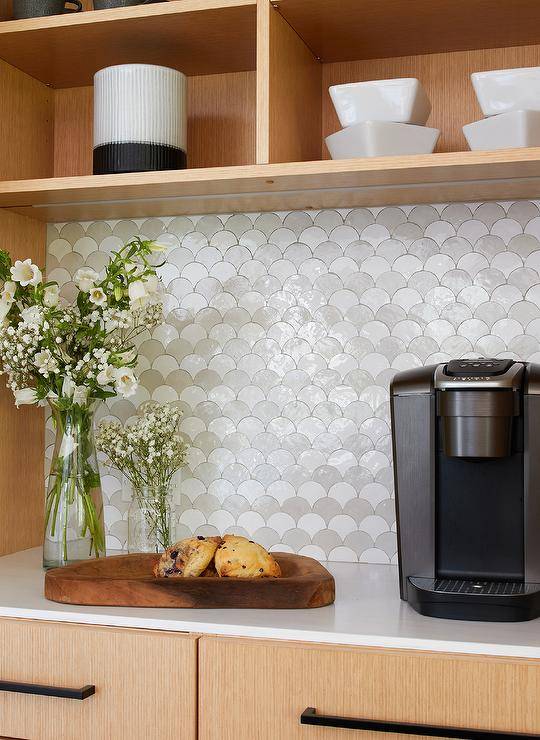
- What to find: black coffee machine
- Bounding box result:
[391,359,540,622]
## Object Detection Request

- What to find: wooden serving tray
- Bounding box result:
[44,552,335,609]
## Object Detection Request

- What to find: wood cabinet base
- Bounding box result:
[199,636,540,739]
[0,619,197,740]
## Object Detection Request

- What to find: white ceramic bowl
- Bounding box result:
[325,121,440,159]
[463,110,540,151]
[329,78,431,127]
[472,67,540,117]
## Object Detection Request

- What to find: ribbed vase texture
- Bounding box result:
[93,63,187,150]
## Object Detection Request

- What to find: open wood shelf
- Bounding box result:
[1,0,540,224]
[0,0,256,87]
[2,148,540,221]
[274,0,540,63]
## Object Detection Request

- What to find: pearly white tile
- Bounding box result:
[49,198,540,564]
[509,301,540,325]
[424,319,455,342]
[474,234,506,260]
[424,254,455,278]
[491,284,523,309]
[441,204,473,227]
[492,318,524,343]
[376,207,407,229]
[408,204,439,228]
[457,219,489,243]
[473,202,506,228]
[424,220,455,244]
[507,201,539,226]
[474,301,507,327]
[376,237,407,262]
[441,269,472,292]
[490,218,522,243]
[441,236,473,262]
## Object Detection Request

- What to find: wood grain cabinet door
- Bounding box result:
[199,636,540,740]
[0,619,197,740]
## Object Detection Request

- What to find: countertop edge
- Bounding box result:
[1,605,540,660]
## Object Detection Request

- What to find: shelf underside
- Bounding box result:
[2,150,540,222]
[0,0,256,87]
[275,0,540,63]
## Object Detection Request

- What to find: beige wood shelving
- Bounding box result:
[2,149,540,222]
[0,0,540,226]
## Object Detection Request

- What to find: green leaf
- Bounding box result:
[0,250,12,282]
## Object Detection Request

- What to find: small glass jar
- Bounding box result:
[127,484,174,553]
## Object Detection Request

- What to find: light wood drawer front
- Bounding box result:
[199,636,540,740]
[0,619,197,740]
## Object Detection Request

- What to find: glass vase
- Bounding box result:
[44,399,106,569]
[127,484,174,553]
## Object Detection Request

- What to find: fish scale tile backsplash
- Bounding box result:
[46,200,540,562]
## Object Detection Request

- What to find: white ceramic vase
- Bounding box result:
[93,63,187,174]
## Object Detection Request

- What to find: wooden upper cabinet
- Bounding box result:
[2,0,540,215]
[0,2,258,182]
[199,636,540,740]
[0,619,198,740]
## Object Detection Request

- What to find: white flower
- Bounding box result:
[74,268,100,293]
[73,385,89,406]
[128,280,149,308]
[10,259,42,287]
[0,298,12,323]
[114,366,138,398]
[143,274,159,295]
[20,305,43,326]
[1,281,16,303]
[61,375,76,398]
[96,365,116,386]
[34,350,51,370]
[14,387,38,407]
[89,287,107,306]
[34,349,58,375]
[43,284,59,308]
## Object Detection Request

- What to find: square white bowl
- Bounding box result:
[463,109,540,151]
[472,67,540,117]
[325,120,440,159]
[329,78,431,127]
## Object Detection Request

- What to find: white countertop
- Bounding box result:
[1,548,540,659]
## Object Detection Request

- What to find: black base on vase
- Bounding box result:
[93,142,187,174]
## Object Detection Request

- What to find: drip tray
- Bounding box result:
[407,576,540,622]
[409,577,540,596]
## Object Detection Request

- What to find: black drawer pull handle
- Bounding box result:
[300,708,539,739]
[0,680,95,700]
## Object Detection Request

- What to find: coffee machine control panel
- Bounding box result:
[435,359,524,389]
[445,359,514,377]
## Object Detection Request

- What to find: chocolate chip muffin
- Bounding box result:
[214,535,281,578]
[153,536,222,578]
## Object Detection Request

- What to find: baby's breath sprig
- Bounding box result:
[96,403,188,549]
[96,402,188,491]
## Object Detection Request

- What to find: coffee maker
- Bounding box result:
[391,359,540,622]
